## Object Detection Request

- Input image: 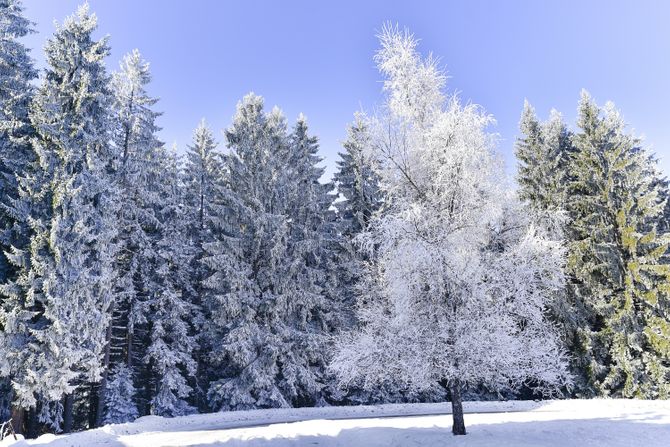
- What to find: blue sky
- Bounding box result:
[21,0,670,180]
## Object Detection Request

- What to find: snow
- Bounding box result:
[2,399,667,447]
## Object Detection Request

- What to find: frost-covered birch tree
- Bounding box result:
[331,25,571,436]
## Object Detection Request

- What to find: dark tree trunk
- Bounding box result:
[450,380,466,435]
[91,309,114,428]
[26,407,37,439]
[88,383,99,429]
[62,394,74,434]
[10,405,24,436]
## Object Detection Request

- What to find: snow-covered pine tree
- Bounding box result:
[567,91,670,398]
[284,115,339,405]
[205,94,333,410]
[183,119,221,303]
[516,101,573,211]
[331,25,571,436]
[0,5,119,433]
[331,113,392,405]
[105,49,163,424]
[334,113,382,240]
[144,146,200,417]
[0,0,37,286]
[182,120,221,408]
[102,364,138,424]
[514,102,591,394]
[0,0,37,431]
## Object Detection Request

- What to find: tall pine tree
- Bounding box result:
[105,49,162,424]
[0,0,37,429]
[567,91,670,398]
[0,5,119,432]
[205,94,335,410]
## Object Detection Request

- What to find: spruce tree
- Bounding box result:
[334,113,382,239]
[0,5,119,432]
[182,120,221,408]
[568,91,670,398]
[0,0,37,431]
[514,101,592,393]
[516,101,572,211]
[205,94,333,410]
[285,115,338,405]
[144,147,200,417]
[0,0,37,284]
[105,49,162,424]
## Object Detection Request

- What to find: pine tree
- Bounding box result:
[183,119,221,303]
[334,113,382,239]
[182,120,221,408]
[0,5,119,432]
[0,0,37,285]
[205,94,334,410]
[567,91,670,398]
[103,364,138,424]
[104,49,162,424]
[144,147,199,417]
[285,115,338,405]
[0,0,37,431]
[516,101,572,211]
[332,113,382,326]
[514,101,591,393]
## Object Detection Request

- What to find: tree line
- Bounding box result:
[0,1,667,438]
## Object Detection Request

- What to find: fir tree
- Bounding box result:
[103,365,138,424]
[332,114,382,328]
[0,0,37,432]
[334,113,382,239]
[181,120,221,408]
[0,5,119,432]
[567,91,670,398]
[0,0,37,286]
[145,147,199,417]
[105,49,162,424]
[205,94,334,410]
[514,101,590,394]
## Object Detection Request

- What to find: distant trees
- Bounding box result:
[0,1,668,440]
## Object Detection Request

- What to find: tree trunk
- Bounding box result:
[88,383,99,429]
[26,407,38,439]
[62,394,74,434]
[10,405,24,436]
[91,309,114,428]
[450,380,466,435]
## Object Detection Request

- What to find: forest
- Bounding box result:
[0,0,669,439]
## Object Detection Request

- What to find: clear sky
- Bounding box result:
[20,0,670,180]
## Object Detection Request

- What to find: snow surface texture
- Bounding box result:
[2,399,668,447]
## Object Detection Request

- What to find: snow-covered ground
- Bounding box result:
[2,399,669,447]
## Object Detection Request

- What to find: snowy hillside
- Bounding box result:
[2,399,669,447]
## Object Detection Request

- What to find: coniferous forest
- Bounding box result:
[0,1,669,439]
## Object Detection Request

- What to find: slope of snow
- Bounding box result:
[2,399,669,447]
